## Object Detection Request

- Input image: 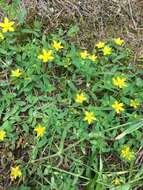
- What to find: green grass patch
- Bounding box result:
[0,3,143,190]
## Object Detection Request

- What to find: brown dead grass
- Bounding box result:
[20,0,143,55]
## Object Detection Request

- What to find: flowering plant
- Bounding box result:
[0,9,143,190]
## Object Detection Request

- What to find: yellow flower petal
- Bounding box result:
[112,76,127,88]
[80,50,89,59]
[84,111,96,124]
[114,38,124,46]
[38,49,54,62]
[103,46,112,56]
[10,166,22,180]
[112,177,122,185]
[112,101,124,113]
[121,145,135,161]
[11,69,22,78]
[130,100,139,109]
[88,54,97,62]
[0,17,15,33]
[34,124,46,137]
[52,40,63,51]
[96,42,105,49]
[0,130,6,141]
[75,93,87,104]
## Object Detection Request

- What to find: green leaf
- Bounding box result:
[1,120,12,132]
[95,184,104,190]
[67,25,79,37]
[115,120,143,140]
[119,184,131,190]
[9,185,31,190]
[21,28,40,37]
[18,9,27,24]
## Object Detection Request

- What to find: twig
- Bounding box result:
[128,0,137,30]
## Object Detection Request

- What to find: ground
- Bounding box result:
[0,0,143,190]
[21,0,143,54]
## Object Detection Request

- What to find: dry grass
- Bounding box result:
[20,0,143,57]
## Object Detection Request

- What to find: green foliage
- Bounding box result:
[67,25,80,37]
[0,3,143,190]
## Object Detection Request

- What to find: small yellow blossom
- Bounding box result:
[121,145,135,161]
[38,49,54,63]
[103,46,112,56]
[0,32,4,40]
[84,111,96,124]
[112,101,124,113]
[80,50,89,59]
[0,130,6,141]
[130,100,139,109]
[75,93,87,104]
[112,76,127,88]
[88,54,97,62]
[10,165,22,180]
[34,124,46,137]
[11,69,22,78]
[112,177,122,185]
[0,17,15,33]
[96,42,105,49]
[52,40,63,51]
[114,38,124,46]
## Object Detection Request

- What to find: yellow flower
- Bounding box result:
[0,32,4,40]
[38,49,54,63]
[0,17,15,33]
[0,130,6,141]
[75,93,87,104]
[80,50,89,59]
[114,38,124,46]
[103,46,112,56]
[52,40,63,51]
[96,42,105,49]
[112,76,127,88]
[112,177,122,185]
[11,69,22,78]
[112,101,124,113]
[130,100,139,109]
[121,145,135,161]
[88,54,97,62]
[10,165,22,180]
[84,111,96,124]
[34,124,46,137]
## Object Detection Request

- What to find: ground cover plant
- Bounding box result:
[0,1,143,190]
